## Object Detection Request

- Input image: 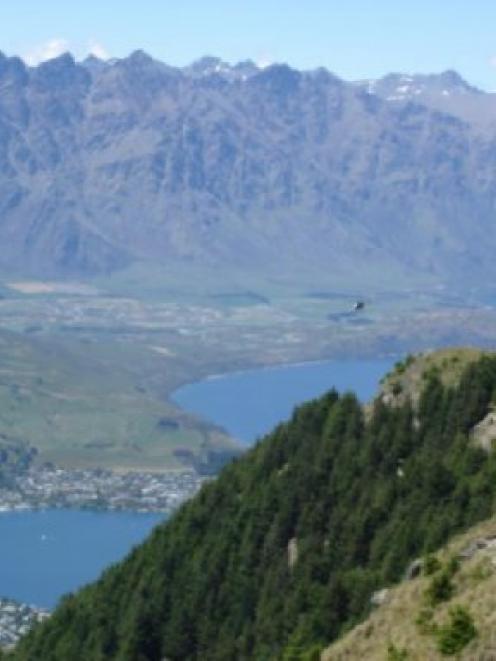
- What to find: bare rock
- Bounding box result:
[288,537,298,570]
[370,588,389,607]
[458,535,496,560]
[404,558,423,580]
[472,411,496,452]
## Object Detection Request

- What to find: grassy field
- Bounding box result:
[0,330,235,471]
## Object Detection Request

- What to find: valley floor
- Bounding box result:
[1,270,496,472]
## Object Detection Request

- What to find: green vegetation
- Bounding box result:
[416,607,437,636]
[393,353,415,376]
[426,572,455,606]
[436,606,477,656]
[0,330,236,471]
[417,557,476,655]
[423,554,442,576]
[380,347,485,406]
[11,353,496,660]
[425,558,459,606]
[387,643,409,660]
[325,519,496,658]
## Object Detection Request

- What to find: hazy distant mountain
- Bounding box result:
[355,70,496,128]
[357,70,480,103]
[1,50,496,285]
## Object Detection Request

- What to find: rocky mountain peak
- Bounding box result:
[184,55,259,82]
[0,53,494,283]
[362,69,480,102]
[125,49,156,67]
[81,54,109,73]
[31,52,90,90]
[187,55,229,75]
[250,63,302,94]
[0,52,27,85]
[437,68,479,92]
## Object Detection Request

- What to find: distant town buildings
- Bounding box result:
[0,466,205,514]
[0,598,49,649]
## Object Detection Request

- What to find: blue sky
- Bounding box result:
[0,0,495,89]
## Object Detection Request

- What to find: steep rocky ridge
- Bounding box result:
[1,52,496,285]
[359,70,496,129]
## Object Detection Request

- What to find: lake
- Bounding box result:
[172,357,395,444]
[0,509,163,608]
[1,356,394,609]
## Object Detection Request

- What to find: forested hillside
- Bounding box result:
[9,351,496,660]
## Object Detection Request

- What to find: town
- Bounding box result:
[0,466,206,514]
[0,598,49,649]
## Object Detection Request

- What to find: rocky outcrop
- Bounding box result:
[287,537,298,570]
[458,535,496,561]
[471,410,496,452]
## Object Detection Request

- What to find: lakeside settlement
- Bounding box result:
[0,598,49,649]
[0,466,206,514]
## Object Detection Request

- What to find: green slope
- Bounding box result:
[0,329,237,471]
[322,512,496,659]
[10,350,496,660]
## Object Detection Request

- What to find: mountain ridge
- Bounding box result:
[0,50,496,286]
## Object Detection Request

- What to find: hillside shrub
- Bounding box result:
[423,554,441,576]
[425,556,459,606]
[436,606,477,656]
[426,571,455,606]
[387,642,409,660]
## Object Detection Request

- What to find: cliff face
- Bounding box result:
[11,349,496,660]
[1,52,496,285]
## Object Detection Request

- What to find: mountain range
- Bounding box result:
[1,51,496,285]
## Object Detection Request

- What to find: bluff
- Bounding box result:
[8,348,496,660]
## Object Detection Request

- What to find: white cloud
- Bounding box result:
[87,40,109,61]
[22,38,110,66]
[23,38,70,66]
[255,52,274,70]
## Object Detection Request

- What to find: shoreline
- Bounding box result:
[0,504,169,515]
[171,351,400,396]
[170,354,398,447]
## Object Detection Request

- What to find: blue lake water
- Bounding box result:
[0,509,163,608]
[172,357,395,444]
[0,356,394,609]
